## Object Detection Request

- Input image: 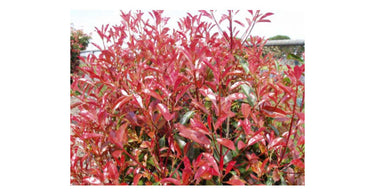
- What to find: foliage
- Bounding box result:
[268,35,290,40]
[70,10,305,185]
[70,26,91,74]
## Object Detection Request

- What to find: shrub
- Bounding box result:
[70,10,305,185]
[70,26,91,74]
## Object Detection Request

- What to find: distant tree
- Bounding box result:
[268,35,290,40]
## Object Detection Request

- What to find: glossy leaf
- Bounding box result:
[157,103,174,121]
[177,124,210,145]
[290,159,304,169]
[226,176,246,185]
[241,103,251,118]
[83,176,102,185]
[225,161,236,176]
[247,134,264,146]
[160,178,181,185]
[216,138,236,151]
[179,110,195,125]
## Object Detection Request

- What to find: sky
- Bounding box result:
[71,9,304,51]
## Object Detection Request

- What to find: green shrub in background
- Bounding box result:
[70,25,91,75]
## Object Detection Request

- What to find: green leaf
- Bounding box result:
[179,110,195,125]
[287,53,304,63]
[159,135,166,148]
[240,84,256,106]
[269,125,280,136]
[266,177,273,185]
[274,60,279,72]
[236,55,249,74]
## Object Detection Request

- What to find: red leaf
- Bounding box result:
[190,118,209,134]
[182,156,192,184]
[216,138,236,151]
[268,137,285,149]
[142,88,163,101]
[112,150,123,159]
[160,178,181,185]
[133,94,144,109]
[157,103,174,121]
[194,165,209,181]
[272,169,280,182]
[241,103,251,118]
[224,93,247,103]
[293,65,304,80]
[80,110,97,122]
[133,173,142,185]
[247,134,264,146]
[237,140,246,150]
[234,20,245,27]
[199,10,212,18]
[83,176,102,185]
[225,161,236,176]
[226,176,246,185]
[82,133,103,139]
[214,114,228,130]
[290,159,304,169]
[202,153,220,176]
[177,124,210,145]
[104,161,119,183]
[109,124,128,148]
[239,118,252,135]
[113,95,132,110]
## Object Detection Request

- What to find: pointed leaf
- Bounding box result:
[225,176,246,185]
[216,138,236,151]
[157,103,174,121]
[290,159,304,169]
[113,95,132,111]
[240,84,256,106]
[247,134,264,146]
[177,124,210,145]
[179,110,195,125]
[133,94,144,109]
[190,118,209,134]
[142,88,163,101]
[203,153,220,176]
[225,161,236,176]
[234,20,245,27]
[268,137,285,149]
[241,103,251,118]
[237,140,246,150]
[224,93,247,103]
[161,178,181,185]
[83,176,102,185]
[214,114,228,130]
[82,133,103,139]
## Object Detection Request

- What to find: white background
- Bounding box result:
[0,0,374,194]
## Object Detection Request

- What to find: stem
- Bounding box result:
[229,10,233,51]
[122,149,152,175]
[210,11,229,44]
[241,21,256,45]
[226,117,230,138]
[279,84,299,165]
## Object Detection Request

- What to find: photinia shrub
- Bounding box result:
[70,10,305,185]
